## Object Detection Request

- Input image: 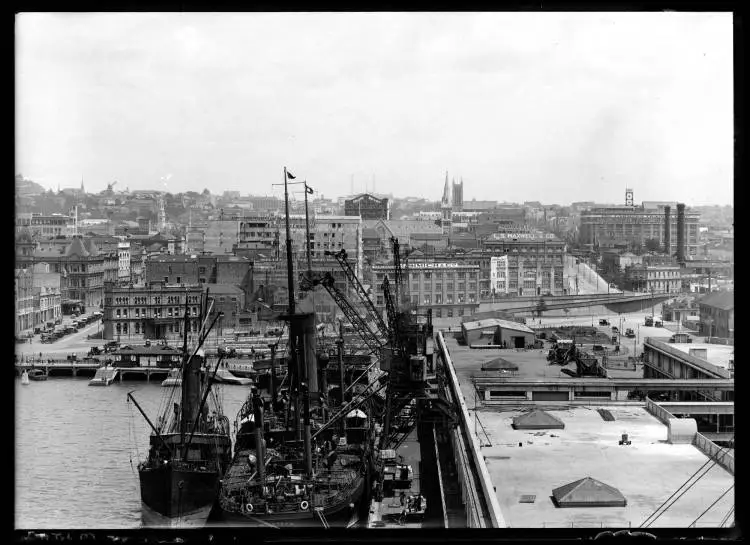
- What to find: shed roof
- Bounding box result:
[699,290,734,311]
[552,477,627,507]
[512,409,565,430]
[462,318,534,335]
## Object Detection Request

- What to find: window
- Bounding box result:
[458,308,464,317]
[435,309,442,318]
[446,294,454,304]
[424,294,431,305]
[424,272,432,280]
[435,283,442,292]
[123,309,128,318]
[447,283,454,292]
[123,323,128,334]
[116,309,121,318]
[469,294,476,303]
[458,282,465,291]
[135,322,140,334]
[447,308,454,318]
[135,308,140,318]
[377,296,384,306]
[411,295,419,305]
[176,276,181,284]
[435,294,442,304]
[458,293,465,303]
[164,276,169,282]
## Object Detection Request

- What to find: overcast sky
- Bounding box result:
[16,12,733,205]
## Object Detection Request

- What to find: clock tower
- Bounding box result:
[625,188,634,207]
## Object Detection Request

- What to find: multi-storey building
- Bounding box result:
[624,265,682,294]
[145,255,200,285]
[579,204,700,257]
[118,240,131,282]
[309,215,362,275]
[452,178,464,212]
[481,232,567,296]
[236,213,279,258]
[32,262,62,327]
[19,213,76,238]
[371,261,481,320]
[698,290,734,339]
[202,219,239,255]
[103,283,203,340]
[344,193,390,220]
[15,268,35,335]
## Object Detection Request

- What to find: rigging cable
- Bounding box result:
[688,484,734,528]
[640,435,734,528]
[719,505,735,528]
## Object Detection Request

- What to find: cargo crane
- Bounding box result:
[299,271,386,355]
[325,249,390,340]
[379,237,456,453]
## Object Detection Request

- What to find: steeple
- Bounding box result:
[442,171,452,207]
[80,176,85,193]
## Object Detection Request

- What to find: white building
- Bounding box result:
[118,240,131,282]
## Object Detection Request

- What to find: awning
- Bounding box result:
[346,409,367,419]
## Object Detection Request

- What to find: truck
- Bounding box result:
[625,328,635,338]
[645,316,654,327]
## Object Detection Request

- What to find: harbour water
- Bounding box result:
[15,376,251,529]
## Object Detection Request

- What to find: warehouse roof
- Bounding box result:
[462,318,534,335]
[552,477,627,508]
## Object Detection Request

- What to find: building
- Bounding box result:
[203,283,246,332]
[371,260,481,320]
[452,178,464,212]
[117,240,131,282]
[103,283,203,340]
[309,215,363,275]
[235,213,279,259]
[698,291,734,339]
[580,203,700,257]
[15,268,35,335]
[624,265,682,294]
[440,172,453,236]
[215,255,252,286]
[31,262,62,327]
[21,213,76,238]
[481,232,567,296]
[202,219,239,255]
[344,193,390,220]
[460,318,535,348]
[145,255,200,285]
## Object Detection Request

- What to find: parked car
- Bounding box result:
[611,326,619,333]
[625,328,635,338]
[592,345,605,352]
[655,320,663,327]
[599,319,610,326]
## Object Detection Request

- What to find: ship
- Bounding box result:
[214,168,376,527]
[127,297,233,528]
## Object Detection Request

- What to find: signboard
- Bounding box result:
[490,255,509,295]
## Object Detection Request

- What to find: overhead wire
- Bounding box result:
[688,484,734,528]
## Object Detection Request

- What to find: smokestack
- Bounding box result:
[664,205,671,255]
[676,203,686,263]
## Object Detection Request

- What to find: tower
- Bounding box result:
[625,188,634,207]
[441,171,453,236]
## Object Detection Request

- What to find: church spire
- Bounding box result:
[442,171,452,207]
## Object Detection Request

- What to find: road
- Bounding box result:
[534,309,696,357]
[564,255,621,295]
[16,318,103,359]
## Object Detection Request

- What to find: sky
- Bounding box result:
[16,12,734,206]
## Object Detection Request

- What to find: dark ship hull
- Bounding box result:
[140,464,222,527]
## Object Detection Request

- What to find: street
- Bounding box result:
[16,316,103,359]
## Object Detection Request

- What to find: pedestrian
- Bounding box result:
[399,491,406,507]
[399,507,406,525]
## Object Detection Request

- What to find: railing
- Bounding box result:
[693,432,734,475]
[644,397,673,425]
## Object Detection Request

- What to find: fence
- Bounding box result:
[644,397,674,425]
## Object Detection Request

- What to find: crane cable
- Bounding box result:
[640,435,734,528]
[719,505,735,528]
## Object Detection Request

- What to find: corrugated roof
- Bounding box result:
[552,477,626,507]
[512,409,565,430]
[462,318,534,334]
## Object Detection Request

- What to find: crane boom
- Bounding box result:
[327,249,390,339]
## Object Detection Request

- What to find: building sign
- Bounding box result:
[490,255,509,294]
[490,232,557,240]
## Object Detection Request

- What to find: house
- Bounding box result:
[698,291,734,339]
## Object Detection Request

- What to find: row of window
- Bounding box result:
[410,282,478,293]
[115,307,199,318]
[108,295,201,306]
[114,320,199,335]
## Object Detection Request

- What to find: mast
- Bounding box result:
[283,167,300,440]
[283,167,295,316]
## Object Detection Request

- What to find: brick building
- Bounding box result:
[698,291,734,339]
[145,255,200,285]
[624,265,682,294]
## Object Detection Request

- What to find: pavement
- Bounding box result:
[564,255,621,296]
[15,316,103,359]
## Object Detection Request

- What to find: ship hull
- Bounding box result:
[139,465,220,526]
[216,476,365,528]
[141,500,213,528]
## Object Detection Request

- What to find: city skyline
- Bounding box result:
[16,12,733,206]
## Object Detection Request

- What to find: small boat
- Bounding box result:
[28,369,48,381]
[161,368,182,387]
[212,368,253,386]
[89,365,117,386]
[21,370,30,385]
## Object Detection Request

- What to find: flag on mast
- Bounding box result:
[305,185,313,195]
[287,171,296,180]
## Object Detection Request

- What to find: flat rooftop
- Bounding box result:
[669,342,734,370]
[475,406,734,528]
[442,334,641,400]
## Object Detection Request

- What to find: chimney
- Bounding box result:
[676,203,686,263]
[664,205,671,255]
